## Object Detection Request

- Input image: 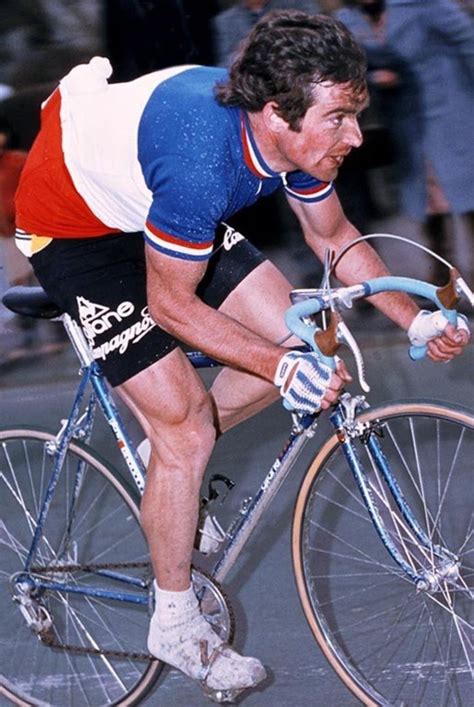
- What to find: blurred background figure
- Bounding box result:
[0,0,101,90]
[336,0,474,283]
[213,1,323,67]
[0,1,102,151]
[0,115,38,360]
[0,116,30,288]
[104,0,219,81]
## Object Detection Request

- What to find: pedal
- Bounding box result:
[201,685,241,703]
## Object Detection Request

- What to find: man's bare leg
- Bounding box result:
[112,258,317,694]
[116,348,266,693]
[210,259,299,433]
[117,347,216,590]
[117,259,321,588]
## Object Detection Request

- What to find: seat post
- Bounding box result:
[62,314,95,368]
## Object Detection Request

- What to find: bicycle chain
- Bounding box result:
[30,560,152,573]
[30,561,156,662]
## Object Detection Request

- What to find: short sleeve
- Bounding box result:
[143,153,231,261]
[284,171,334,203]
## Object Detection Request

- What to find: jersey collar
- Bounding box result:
[240,110,281,180]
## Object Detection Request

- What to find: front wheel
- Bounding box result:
[292,401,474,706]
[0,428,162,706]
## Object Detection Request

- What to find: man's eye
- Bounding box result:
[331,116,343,127]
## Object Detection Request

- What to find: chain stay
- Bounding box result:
[38,628,155,661]
[30,561,156,661]
[30,561,152,573]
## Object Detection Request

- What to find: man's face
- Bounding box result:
[275,82,368,182]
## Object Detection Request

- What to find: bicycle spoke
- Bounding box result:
[1,431,159,706]
[296,404,473,706]
[307,519,408,578]
[366,596,426,684]
[430,429,465,545]
[57,592,127,698]
[384,421,448,547]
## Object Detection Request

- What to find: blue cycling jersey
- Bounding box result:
[16,59,333,261]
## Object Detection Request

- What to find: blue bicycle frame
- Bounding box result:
[19,275,463,605]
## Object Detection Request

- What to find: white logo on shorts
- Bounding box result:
[223,225,245,251]
[76,296,156,360]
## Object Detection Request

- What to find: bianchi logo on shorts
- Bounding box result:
[76,296,156,361]
[223,225,245,251]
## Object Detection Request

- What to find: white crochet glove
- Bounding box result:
[274,351,333,413]
[408,310,470,347]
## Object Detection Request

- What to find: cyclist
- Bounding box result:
[14,11,470,701]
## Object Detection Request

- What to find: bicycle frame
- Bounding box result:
[21,303,461,611]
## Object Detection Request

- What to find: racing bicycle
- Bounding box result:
[1,235,473,706]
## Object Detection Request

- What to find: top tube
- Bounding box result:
[186,351,222,369]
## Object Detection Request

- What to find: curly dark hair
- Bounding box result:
[215,10,367,131]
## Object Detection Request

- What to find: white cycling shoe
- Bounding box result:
[148,587,266,703]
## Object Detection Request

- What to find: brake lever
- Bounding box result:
[336,320,370,393]
[454,276,474,308]
[313,312,370,393]
[435,268,474,309]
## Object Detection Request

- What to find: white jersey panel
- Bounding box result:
[59,58,195,232]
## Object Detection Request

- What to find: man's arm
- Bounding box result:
[288,190,420,328]
[288,191,469,360]
[145,242,350,411]
[145,245,286,381]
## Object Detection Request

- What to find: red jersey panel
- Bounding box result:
[15,90,118,238]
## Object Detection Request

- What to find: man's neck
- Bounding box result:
[246,111,292,174]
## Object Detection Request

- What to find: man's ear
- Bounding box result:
[262,102,288,133]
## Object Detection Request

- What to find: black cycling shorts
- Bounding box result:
[31,227,266,386]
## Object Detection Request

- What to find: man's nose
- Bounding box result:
[344,118,363,148]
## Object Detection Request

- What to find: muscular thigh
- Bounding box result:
[117,347,213,436]
[219,259,296,341]
[211,256,301,432]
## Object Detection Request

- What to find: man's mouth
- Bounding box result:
[327,155,345,167]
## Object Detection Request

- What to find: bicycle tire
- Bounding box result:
[292,401,474,706]
[0,427,162,707]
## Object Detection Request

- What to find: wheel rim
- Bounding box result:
[293,404,474,706]
[0,430,161,706]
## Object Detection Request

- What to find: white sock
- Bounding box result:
[153,581,198,626]
[148,581,266,691]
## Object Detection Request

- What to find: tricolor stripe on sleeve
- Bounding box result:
[144,221,214,260]
[284,181,334,203]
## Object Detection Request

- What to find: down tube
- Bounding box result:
[211,420,315,584]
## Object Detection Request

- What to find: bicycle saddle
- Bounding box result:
[2,286,63,319]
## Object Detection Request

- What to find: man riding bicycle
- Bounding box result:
[14,10,469,701]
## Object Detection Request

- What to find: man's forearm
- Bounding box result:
[331,239,419,330]
[306,228,419,331]
[150,294,286,381]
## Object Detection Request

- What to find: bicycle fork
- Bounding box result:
[330,398,462,593]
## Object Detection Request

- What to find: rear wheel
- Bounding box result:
[0,428,162,706]
[293,402,474,706]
